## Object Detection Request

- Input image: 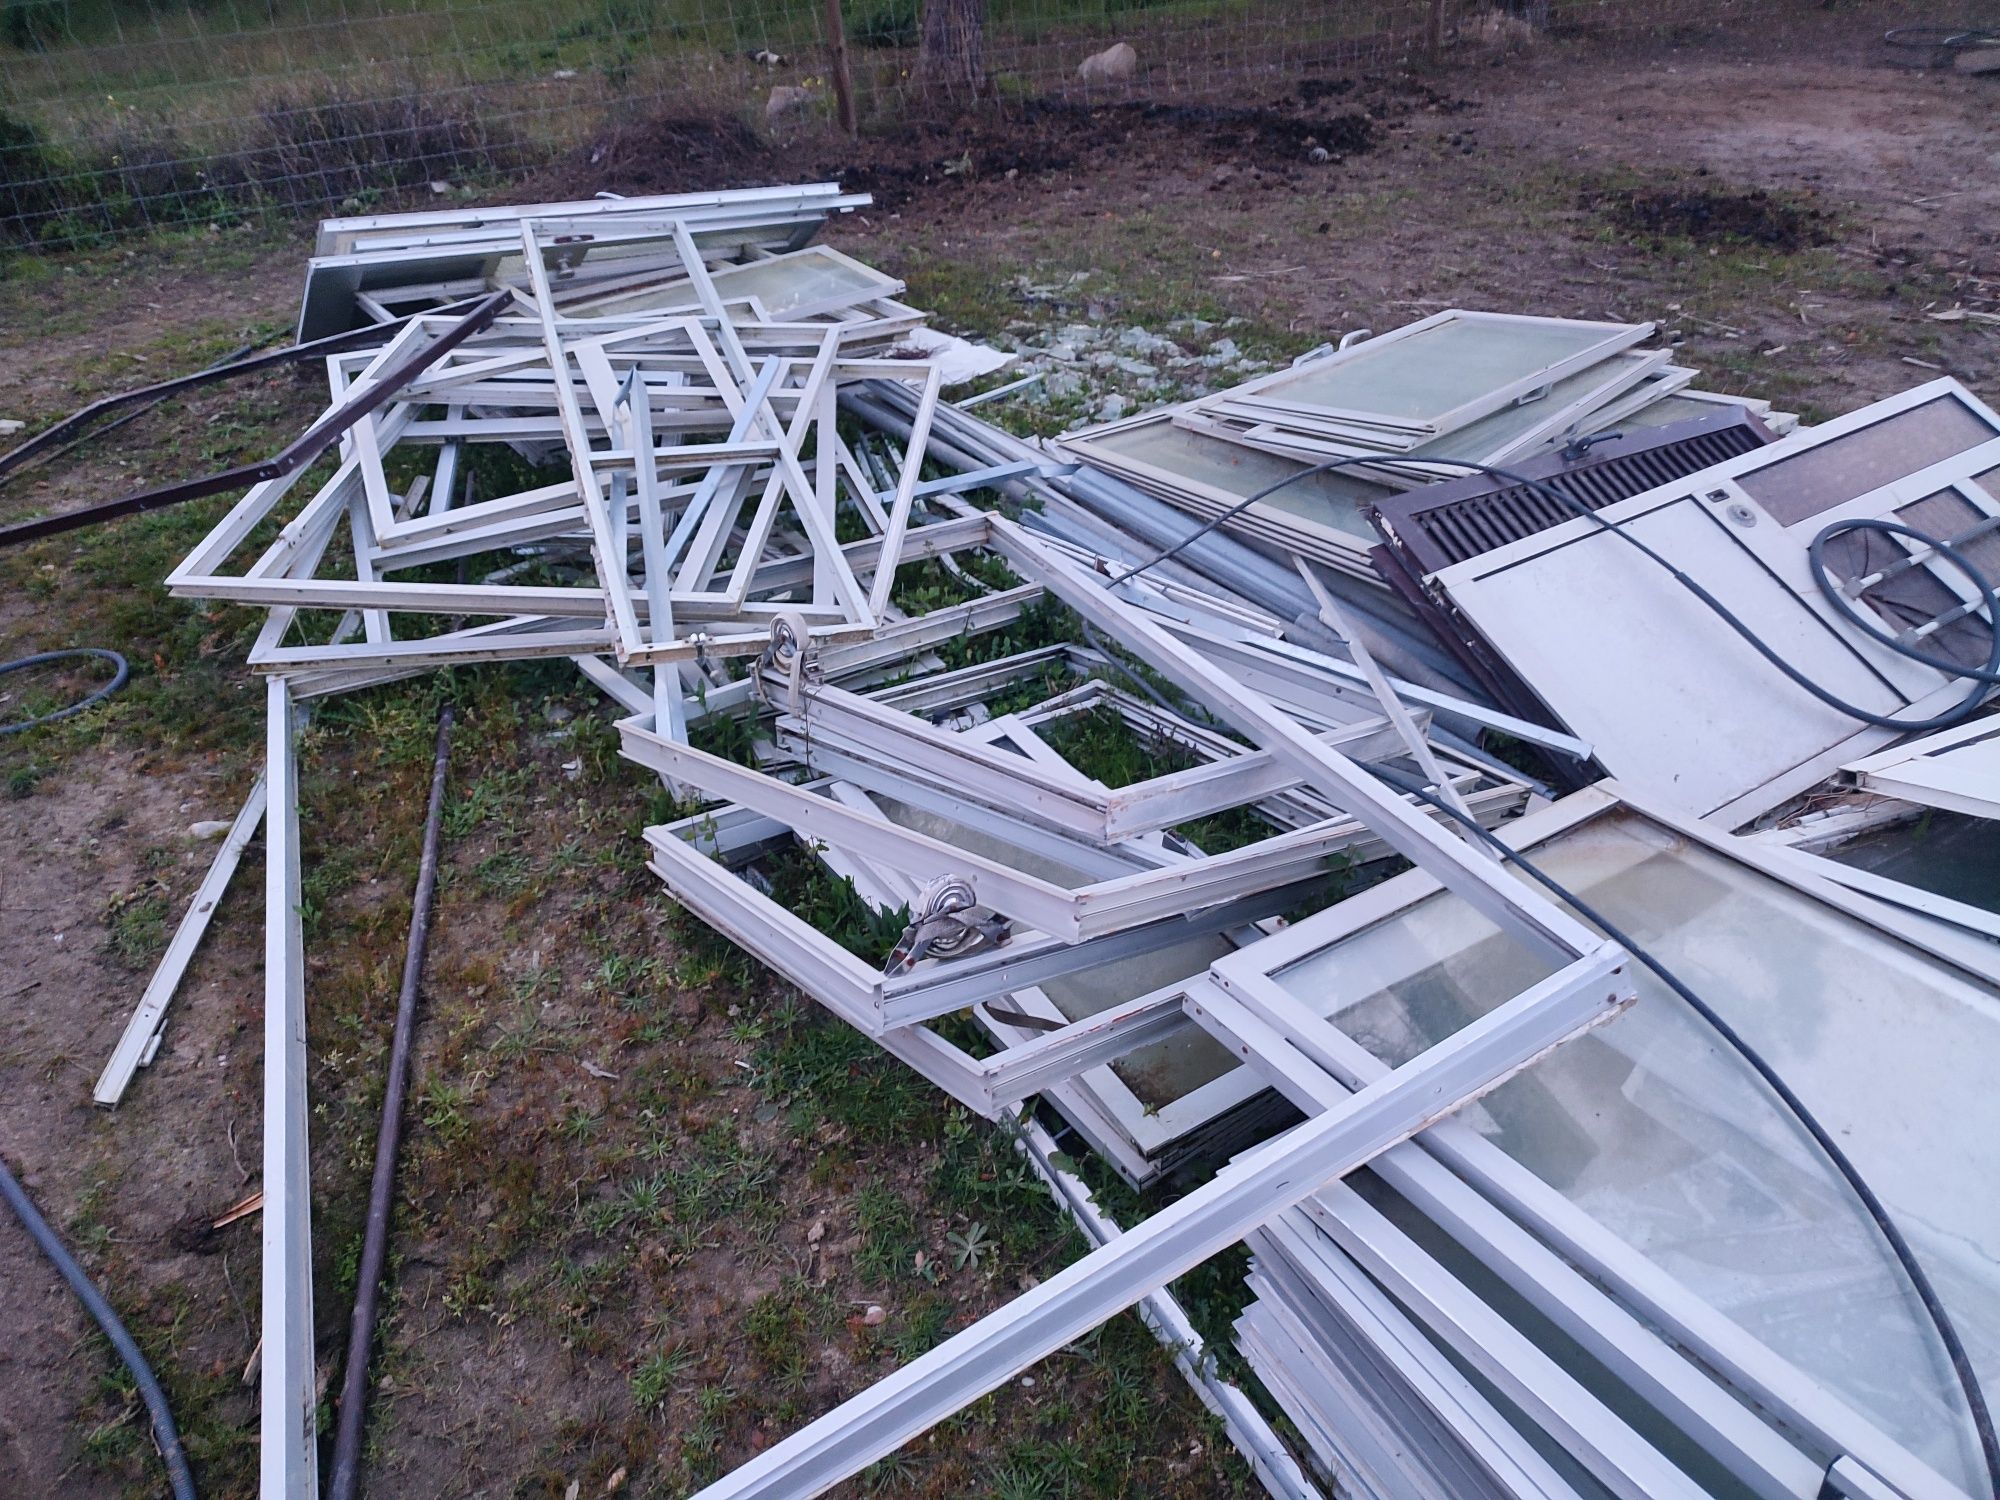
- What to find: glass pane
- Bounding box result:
[1622,393,1737,429]
[1271,808,1998,1486]
[584,247,888,318]
[871,793,1097,890]
[706,250,888,317]
[1825,812,2000,915]
[1736,396,1997,526]
[1039,932,1241,1108]
[1089,417,1390,539]
[1247,317,1628,425]
[1400,352,1654,464]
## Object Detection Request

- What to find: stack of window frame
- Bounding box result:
[129,196,2000,1499]
[1055,311,1800,577]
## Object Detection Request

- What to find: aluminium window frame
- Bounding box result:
[1174,346,1674,489]
[1198,780,1988,1500]
[774,699,1530,1180]
[686,955,1633,1500]
[1188,311,1655,448]
[1841,715,2000,821]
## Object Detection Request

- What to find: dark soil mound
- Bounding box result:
[553,78,1418,212]
[576,114,777,196]
[1598,184,1831,252]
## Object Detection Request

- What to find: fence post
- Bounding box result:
[824,0,859,136]
[1425,0,1446,60]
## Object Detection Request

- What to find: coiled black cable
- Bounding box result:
[1110,450,2000,733]
[0,649,130,736]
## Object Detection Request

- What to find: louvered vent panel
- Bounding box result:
[1369,413,1772,576]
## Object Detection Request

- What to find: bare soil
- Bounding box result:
[0,10,1995,1499]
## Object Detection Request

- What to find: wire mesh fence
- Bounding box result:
[3,0,1769,253]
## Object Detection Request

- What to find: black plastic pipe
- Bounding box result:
[326,702,455,1500]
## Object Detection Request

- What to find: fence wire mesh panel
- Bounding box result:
[4,0,1773,252]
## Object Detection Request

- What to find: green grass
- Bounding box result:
[103,886,169,965]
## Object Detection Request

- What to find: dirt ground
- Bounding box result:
[0,9,1995,1499]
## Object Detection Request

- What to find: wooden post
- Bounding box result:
[824,0,859,137]
[1425,0,1446,61]
[917,0,987,97]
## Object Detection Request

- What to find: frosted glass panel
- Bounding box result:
[872,794,1096,890]
[1090,417,1389,538]
[1273,809,1999,1487]
[586,247,891,318]
[1400,351,1655,464]
[1246,317,1632,425]
[1623,393,1743,429]
[706,249,891,316]
[1738,396,1997,527]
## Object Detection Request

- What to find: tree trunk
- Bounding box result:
[918,0,986,95]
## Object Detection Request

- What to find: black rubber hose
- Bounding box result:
[0,649,130,736]
[1373,763,2000,1498]
[0,294,495,490]
[0,1152,198,1500]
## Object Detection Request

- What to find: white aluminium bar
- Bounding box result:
[865,364,944,618]
[520,225,646,657]
[1192,979,1820,1500]
[990,517,1602,966]
[261,679,318,1500]
[687,956,1632,1500]
[1014,1115,1324,1500]
[94,775,268,1106]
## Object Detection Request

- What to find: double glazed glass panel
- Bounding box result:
[1271,808,1999,1489]
[1236,314,1643,430]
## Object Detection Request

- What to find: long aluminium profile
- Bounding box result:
[94,775,268,1106]
[261,678,318,1500]
[687,953,1631,1499]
